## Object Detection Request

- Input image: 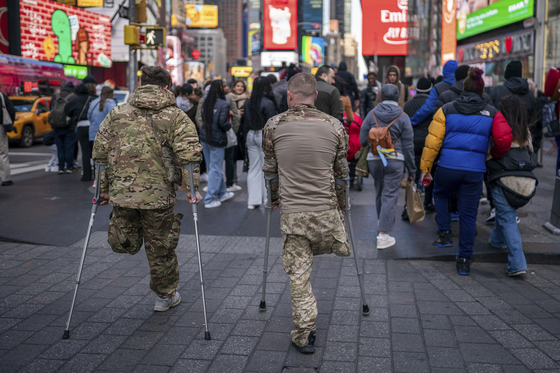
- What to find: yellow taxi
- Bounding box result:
[7,96,52,147]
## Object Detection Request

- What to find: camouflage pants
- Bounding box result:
[107,206,183,298]
[281,209,350,347]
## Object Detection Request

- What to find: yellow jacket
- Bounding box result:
[420,108,446,173]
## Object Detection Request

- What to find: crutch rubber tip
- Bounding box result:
[362,304,370,316]
[204,331,212,341]
[258,301,267,312]
[62,330,70,339]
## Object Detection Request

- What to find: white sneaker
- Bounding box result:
[227,184,242,192]
[219,192,235,202]
[248,205,260,210]
[486,208,496,223]
[200,173,209,183]
[203,186,208,192]
[45,166,51,172]
[50,165,59,172]
[205,200,222,209]
[377,235,396,249]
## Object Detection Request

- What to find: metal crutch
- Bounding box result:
[184,163,211,340]
[259,175,278,312]
[340,177,370,316]
[63,163,107,339]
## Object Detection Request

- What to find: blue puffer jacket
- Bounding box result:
[410,60,457,127]
[421,91,512,173]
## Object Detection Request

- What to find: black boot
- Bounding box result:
[456,256,471,276]
[292,341,315,354]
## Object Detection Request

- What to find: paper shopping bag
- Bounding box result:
[406,181,425,224]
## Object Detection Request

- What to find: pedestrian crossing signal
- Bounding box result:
[145,27,165,47]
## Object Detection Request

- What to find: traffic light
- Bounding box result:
[124,25,139,46]
[136,0,147,23]
[145,28,165,47]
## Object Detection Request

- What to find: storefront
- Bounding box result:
[544,0,560,81]
[406,0,442,79]
[456,29,534,88]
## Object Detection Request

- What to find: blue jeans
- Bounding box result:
[54,128,77,170]
[433,167,484,259]
[201,141,226,204]
[489,185,527,273]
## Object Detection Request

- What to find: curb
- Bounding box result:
[396,251,560,265]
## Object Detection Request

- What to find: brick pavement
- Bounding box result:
[1,232,560,373]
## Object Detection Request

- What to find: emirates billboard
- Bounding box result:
[362,0,408,56]
[263,0,297,50]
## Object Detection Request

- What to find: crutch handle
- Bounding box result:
[183,163,199,212]
[264,175,278,211]
[335,176,351,213]
[92,163,107,205]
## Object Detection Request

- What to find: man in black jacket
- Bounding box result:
[435,65,492,113]
[0,90,16,186]
[336,61,360,109]
[314,66,343,123]
[360,72,382,117]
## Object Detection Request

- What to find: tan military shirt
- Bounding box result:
[262,104,349,214]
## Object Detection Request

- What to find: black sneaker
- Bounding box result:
[291,341,315,354]
[424,203,436,213]
[433,230,453,247]
[401,207,409,221]
[456,256,471,276]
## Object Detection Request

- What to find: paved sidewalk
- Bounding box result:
[1,232,560,372]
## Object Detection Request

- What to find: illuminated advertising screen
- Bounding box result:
[186,4,219,28]
[263,0,297,50]
[301,36,324,67]
[441,0,456,64]
[247,0,261,56]
[19,0,112,68]
[77,0,103,7]
[302,0,322,31]
[457,0,534,40]
[0,0,8,54]
[362,0,408,56]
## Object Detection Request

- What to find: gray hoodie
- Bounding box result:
[359,101,416,176]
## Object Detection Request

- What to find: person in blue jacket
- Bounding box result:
[410,60,458,127]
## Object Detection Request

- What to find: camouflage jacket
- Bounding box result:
[262,104,349,214]
[92,85,203,209]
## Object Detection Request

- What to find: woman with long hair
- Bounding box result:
[198,80,235,208]
[243,77,278,209]
[486,95,538,276]
[88,86,116,143]
[226,80,250,192]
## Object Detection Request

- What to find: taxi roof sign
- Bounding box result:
[231,66,253,78]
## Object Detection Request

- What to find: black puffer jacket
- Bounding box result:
[489,77,536,119]
[435,79,492,113]
[243,95,278,132]
[360,83,381,116]
[404,93,431,155]
[64,84,96,130]
[199,98,231,147]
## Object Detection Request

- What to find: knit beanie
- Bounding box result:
[504,60,523,80]
[82,75,97,84]
[416,77,432,94]
[455,65,470,81]
[463,67,485,96]
[381,84,400,102]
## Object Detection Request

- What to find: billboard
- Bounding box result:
[441,0,456,64]
[457,0,534,40]
[166,36,183,86]
[362,0,408,56]
[302,0,322,31]
[301,36,324,67]
[186,4,218,28]
[19,0,112,68]
[0,0,8,54]
[77,0,103,7]
[248,30,261,56]
[263,0,297,50]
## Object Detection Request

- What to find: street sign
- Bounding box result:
[118,5,129,19]
[192,49,201,60]
[145,28,165,47]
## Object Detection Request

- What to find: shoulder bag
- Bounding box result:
[145,110,183,185]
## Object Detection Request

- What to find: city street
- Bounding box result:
[1,142,560,372]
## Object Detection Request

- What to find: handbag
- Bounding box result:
[406,181,425,224]
[145,110,183,185]
[1,93,14,133]
[225,128,238,148]
[355,146,369,178]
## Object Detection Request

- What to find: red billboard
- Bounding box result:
[362,0,408,56]
[441,0,456,64]
[19,0,112,68]
[263,0,297,50]
[0,0,8,54]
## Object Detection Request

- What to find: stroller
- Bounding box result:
[343,112,363,191]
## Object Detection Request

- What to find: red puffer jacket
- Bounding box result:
[344,112,362,161]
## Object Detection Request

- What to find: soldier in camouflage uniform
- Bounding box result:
[262,73,350,354]
[92,66,203,312]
